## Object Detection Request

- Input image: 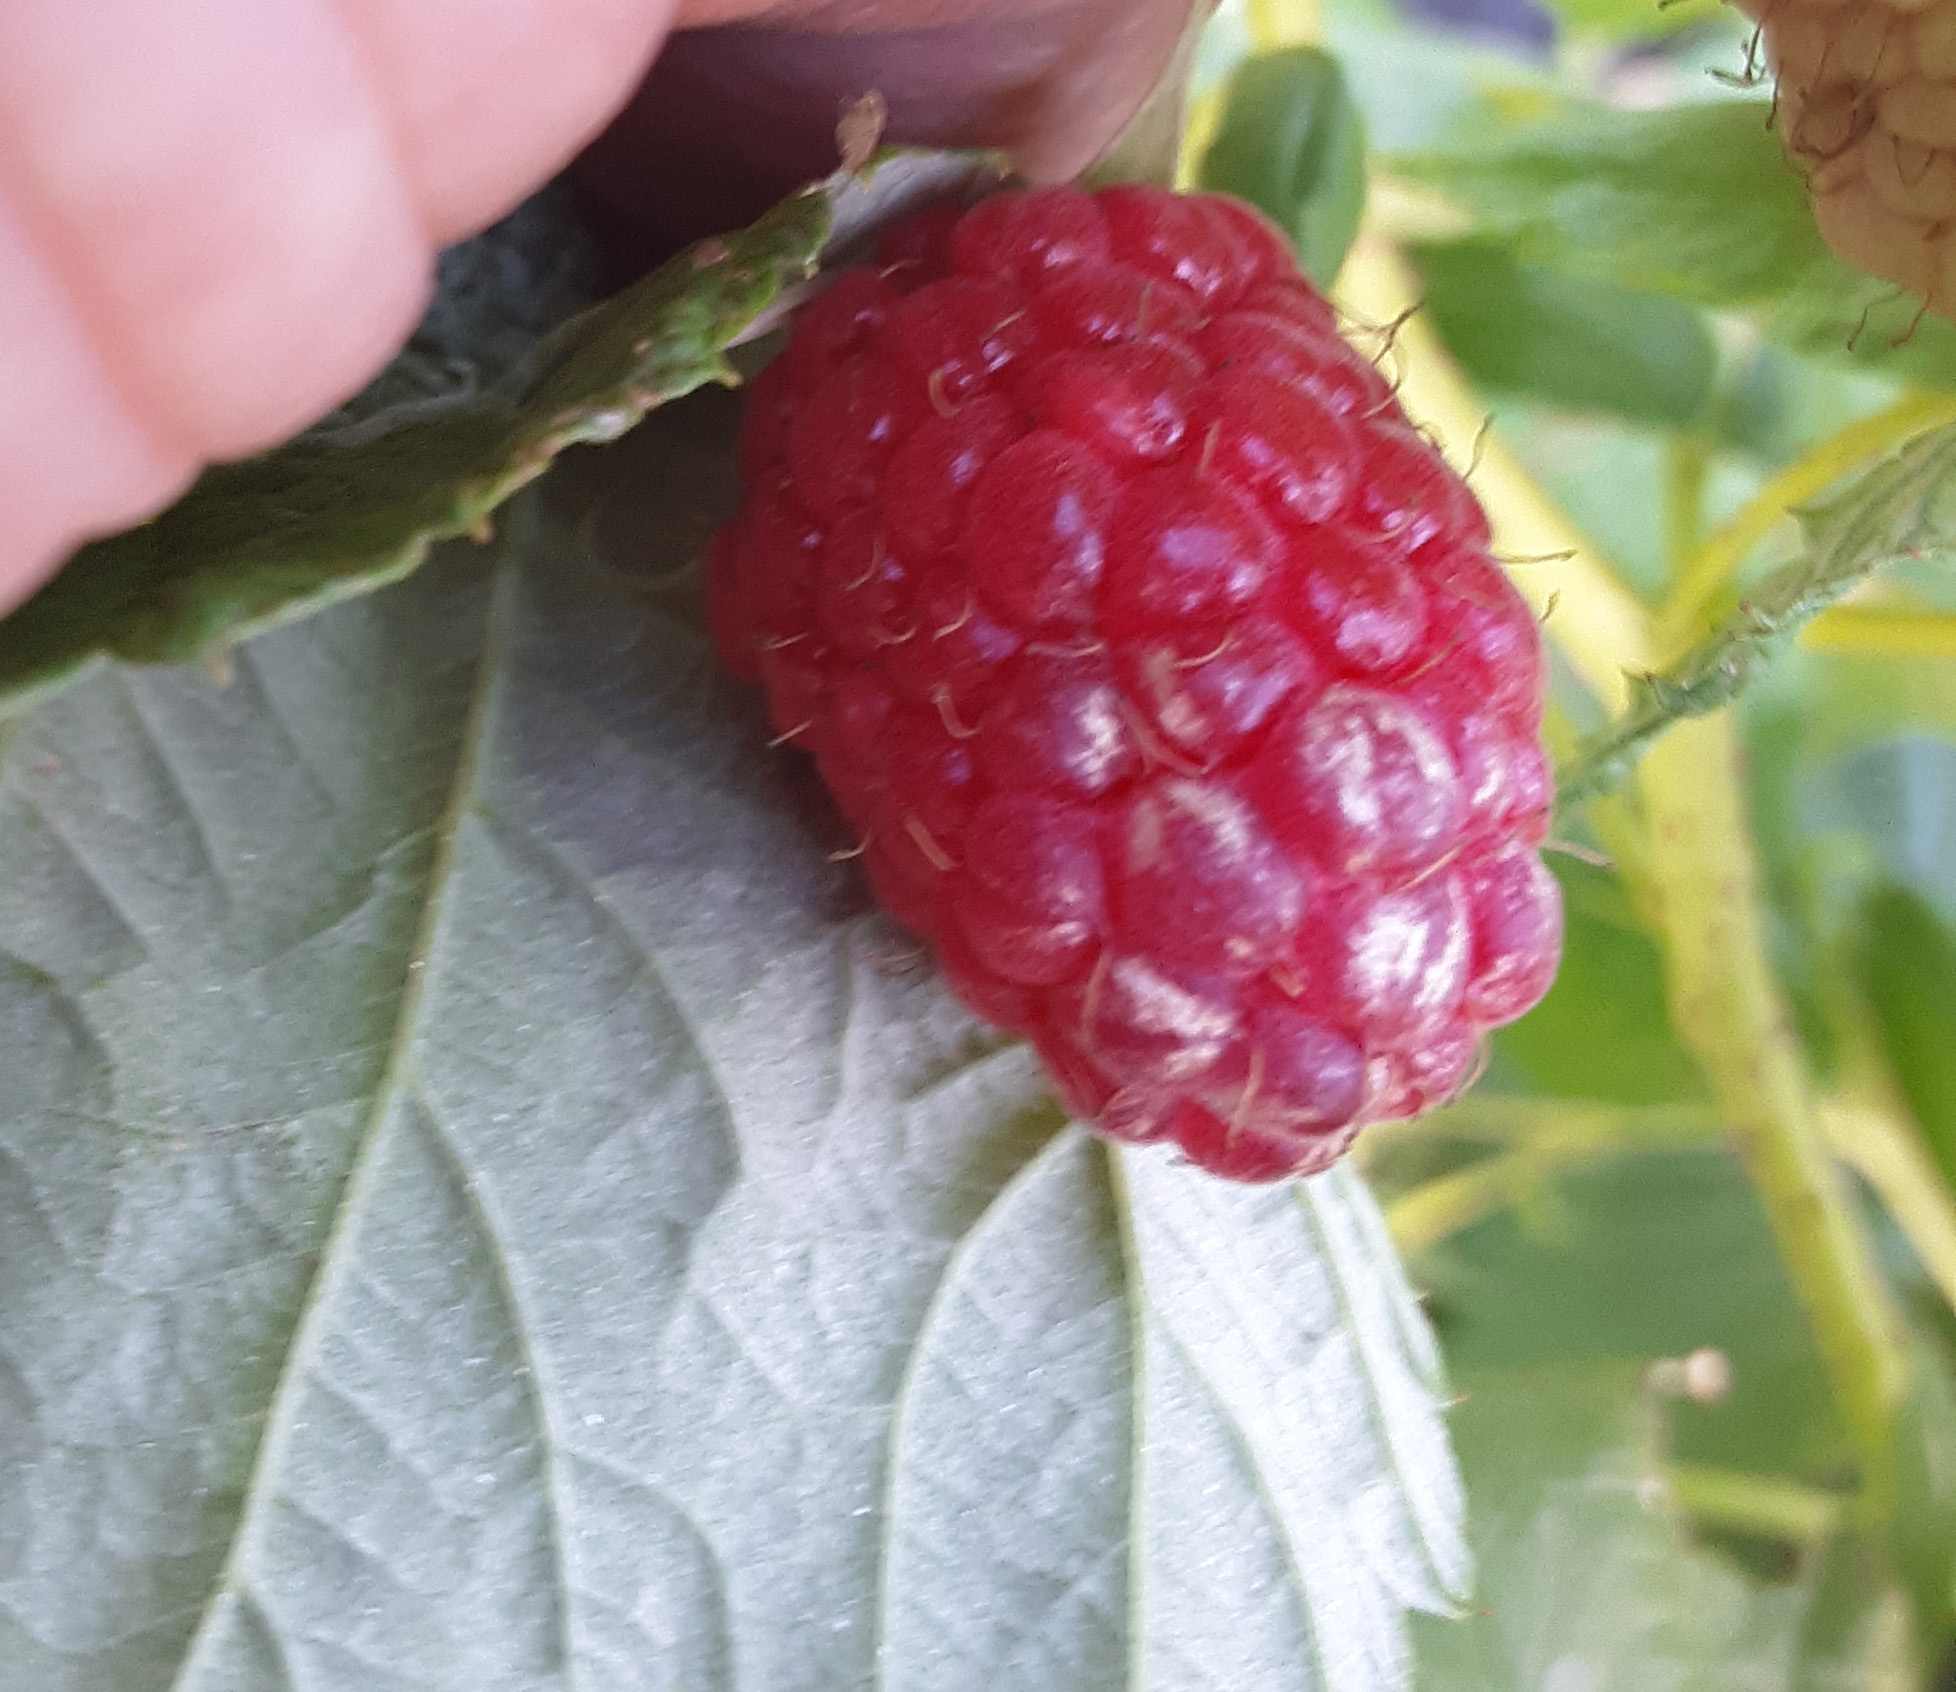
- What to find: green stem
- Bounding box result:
[1640,715,1907,1511]
[1821,1094,1956,1318]
[1342,209,1911,1514]
[1384,1149,1544,1256]
[1361,1095,1721,1157]
[1663,433,1710,581]
[1802,605,1956,660]
[1663,1464,1848,1543]
[1246,0,1322,48]
[1377,1103,1723,1254]
[1634,443,1910,1512]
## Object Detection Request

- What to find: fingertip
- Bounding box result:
[339,0,680,244]
[0,187,193,620]
[0,0,437,463]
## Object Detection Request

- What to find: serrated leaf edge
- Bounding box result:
[1298,1165,1472,1614]
[1561,423,1956,803]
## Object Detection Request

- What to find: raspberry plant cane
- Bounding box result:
[1339,209,1919,1516]
[707,184,1563,1183]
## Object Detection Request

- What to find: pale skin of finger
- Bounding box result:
[0,189,195,582]
[0,0,429,457]
[333,0,683,243]
[0,0,1196,621]
[0,0,433,617]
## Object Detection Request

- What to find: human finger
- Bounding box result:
[579,0,1200,259]
[333,0,680,243]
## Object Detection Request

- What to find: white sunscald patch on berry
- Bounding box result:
[1264,686,1464,878]
[1327,878,1474,1047]
[707,183,1562,1182]
[1116,778,1306,973]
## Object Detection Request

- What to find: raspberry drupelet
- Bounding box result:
[708,185,1562,1182]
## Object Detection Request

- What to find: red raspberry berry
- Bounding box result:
[708,184,1562,1182]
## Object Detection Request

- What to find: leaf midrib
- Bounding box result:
[166,547,521,1692]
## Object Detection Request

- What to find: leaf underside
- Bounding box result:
[0,398,1465,1692]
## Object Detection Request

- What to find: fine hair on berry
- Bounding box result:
[708,184,1562,1183]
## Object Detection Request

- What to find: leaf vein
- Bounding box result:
[410,1075,585,1692]
[163,557,518,1692]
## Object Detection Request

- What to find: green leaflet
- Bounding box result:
[1559,425,1956,803]
[0,394,1465,1692]
[1412,1364,1891,1692]
[1765,255,1956,396]
[1392,100,1822,307]
[1417,1148,1844,1477]
[1198,46,1369,287]
[1392,98,1956,390]
[1413,239,1717,430]
[0,152,997,717]
[1402,1139,1956,1683]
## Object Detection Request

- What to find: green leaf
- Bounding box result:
[1859,884,1956,1191]
[1393,98,1956,390]
[1798,735,1956,922]
[1403,1140,1925,1683]
[1414,1363,1848,1691]
[1392,101,1822,307]
[1413,239,1717,429]
[0,395,1465,1691]
[1200,46,1368,286]
[1560,424,1956,802]
[1418,1149,1844,1480]
[1713,342,1916,471]
[0,152,997,718]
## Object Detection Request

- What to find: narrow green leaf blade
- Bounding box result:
[1199,47,1368,287]
[1561,424,1956,802]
